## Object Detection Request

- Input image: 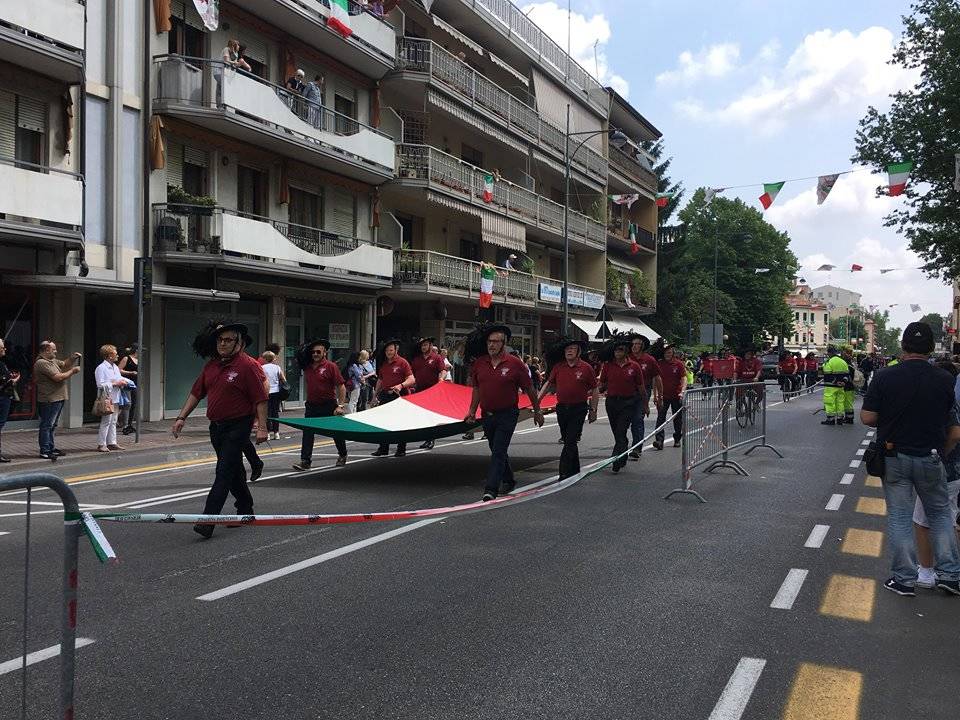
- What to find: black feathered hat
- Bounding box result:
[597,333,633,362]
[463,323,512,364]
[545,337,589,370]
[192,320,252,360]
[295,338,331,370]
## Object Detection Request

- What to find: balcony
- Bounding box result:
[0,0,84,82]
[0,158,84,248]
[609,144,658,192]
[226,0,396,78]
[395,38,607,186]
[153,56,395,184]
[394,144,605,251]
[152,203,392,286]
[607,216,656,253]
[393,250,604,315]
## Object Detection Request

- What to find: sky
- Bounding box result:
[520,0,950,331]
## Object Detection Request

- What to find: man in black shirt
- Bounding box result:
[861,321,960,596]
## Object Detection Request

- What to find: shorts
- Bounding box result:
[913,479,960,528]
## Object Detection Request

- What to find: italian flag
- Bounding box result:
[758,181,785,210]
[482,174,495,203]
[479,264,495,308]
[327,0,353,38]
[887,161,912,196]
[655,192,672,208]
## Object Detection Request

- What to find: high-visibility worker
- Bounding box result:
[821,346,850,425]
[841,349,857,424]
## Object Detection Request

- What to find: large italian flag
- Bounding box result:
[479,264,495,308]
[887,161,912,196]
[327,0,353,37]
[277,383,556,444]
[758,181,785,209]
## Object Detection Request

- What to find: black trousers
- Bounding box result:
[605,396,635,470]
[376,391,406,454]
[204,416,255,515]
[267,392,282,433]
[556,402,589,480]
[301,400,347,460]
[655,397,684,443]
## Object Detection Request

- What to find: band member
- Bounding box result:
[411,336,444,450]
[292,339,347,471]
[597,336,646,472]
[652,345,687,450]
[539,337,598,480]
[628,335,663,458]
[372,339,414,457]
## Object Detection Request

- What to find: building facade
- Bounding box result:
[782,285,829,353]
[810,284,862,321]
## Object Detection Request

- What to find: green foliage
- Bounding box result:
[605,262,653,307]
[829,316,867,340]
[866,309,902,354]
[167,185,216,207]
[644,140,684,226]
[605,262,624,302]
[918,312,946,341]
[851,0,960,279]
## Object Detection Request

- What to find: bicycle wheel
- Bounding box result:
[735,395,748,428]
[748,394,758,426]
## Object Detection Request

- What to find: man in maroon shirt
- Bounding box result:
[172,322,268,539]
[372,339,414,457]
[653,345,687,450]
[411,336,443,450]
[597,337,646,472]
[538,338,597,480]
[292,338,347,472]
[629,335,663,458]
[463,325,543,500]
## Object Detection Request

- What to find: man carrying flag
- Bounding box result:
[597,336,645,473]
[411,336,444,450]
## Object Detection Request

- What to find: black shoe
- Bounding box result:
[629,449,641,461]
[845,417,855,424]
[611,464,620,474]
[39,452,53,460]
[249,460,264,483]
[193,523,214,539]
[419,440,434,450]
[501,479,516,495]
[462,432,474,440]
[652,439,664,451]
[557,437,564,444]
[335,455,347,467]
[481,492,495,502]
[936,579,960,596]
[292,460,311,471]
[371,449,389,457]
[52,449,66,457]
[673,438,682,447]
[121,426,135,435]
[821,419,837,426]
[0,455,9,463]
[883,577,915,596]
[394,450,406,458]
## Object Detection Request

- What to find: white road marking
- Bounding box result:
[0,638,95,676]
[861,440,870,446]
[770,568,809,610]
[839,473,854,485]
[826,494,845,511]
[855,448,865,457]
[804,525,830,548]
[707,657,767,720]
[849,460,862,469]
[0,531,9,537]
[0,509,64,519]
[866,431,875,437]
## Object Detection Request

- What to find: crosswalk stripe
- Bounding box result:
[820,574,876,622]
[784,663,863,720]
[825,494,845,511]
[804,524,830,548]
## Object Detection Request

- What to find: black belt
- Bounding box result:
[606,395,637,400]
[891,447,936,458]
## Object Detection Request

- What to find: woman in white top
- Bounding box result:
[440,348,453,382]
[261,350,286,440]
[94,344,128,452]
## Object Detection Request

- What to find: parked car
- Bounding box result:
[760,352,780,380]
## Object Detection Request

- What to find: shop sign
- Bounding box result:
[566,288,584,306]
[583,291,604,309]
[538,282,562,303]
[328,323,351,348]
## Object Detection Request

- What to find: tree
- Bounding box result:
[866,310,902,355]
[918,312,946,342]
[829,316,867,341]
[645,140,684,226]
[851,0,960,279]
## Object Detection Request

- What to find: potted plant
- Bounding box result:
[167,185,217,217]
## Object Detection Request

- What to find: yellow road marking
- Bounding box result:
[855,496,886,515]
[819,574,876,622]
[865,475,882,488]
[783,663,863,720]
[841,528,884,557]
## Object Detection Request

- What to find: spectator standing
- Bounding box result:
[118,344,139,435]
[345,351,364,414]
[285,68,306,95]
[652,345,687,450]
[861,322,960,596]
[33,341,81,460]
[440,348,453,382]
[94,345,128,452]
[292,339,348,471]
[260,350,286,440]
[0,338,20,462]
[304,74,324,128]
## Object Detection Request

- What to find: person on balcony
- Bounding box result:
[304,74,325,129]
[285,68,307,118]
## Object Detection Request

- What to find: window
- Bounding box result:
[168,17,204,61]
[334,93,358,134]
[0,92,48,167]
[237,165,265,216]
[459,236,480,261]
[460,143,484,168]
[824,313,828,324]
[289,187,322,229]
[802,312,807,322]
[794,312,799,321]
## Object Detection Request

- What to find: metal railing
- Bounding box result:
[396,38,608,182]
[607,216,656,251]
[609,144,658,189]
[0,155,85,232]
[152,203,365,257]
[395,143,606,249]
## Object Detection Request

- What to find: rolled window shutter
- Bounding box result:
[166,140,184,187]
[327,188,356,238]
[171,0,203,30]
[17,96,47,134]
[0,91,15,159]
[183,145,208,168]
[233,28,268,65]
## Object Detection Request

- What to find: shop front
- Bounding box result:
[283,302,363,405]
[0,289,38,422]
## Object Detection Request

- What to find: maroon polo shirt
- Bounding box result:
[600,359,645,398]
[303,359,344,403]
[737,357,762,380]
[191,352,267,422]
[631,352,660,389]
[658,358,687,400]
[547,359,598,404]
[411,352,443,391]
[470,352,532,412]
[378,356,413,390]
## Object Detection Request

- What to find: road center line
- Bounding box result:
[855,449,865,457]
[0,639,95,676]
[866,431,875,437]
[707,657,766,720]
[804,525,830,548]
[825,494,845,511]
[849,460,862,469]
[861,440,870,446]
[839,473,854,485]
[771,568,809,610]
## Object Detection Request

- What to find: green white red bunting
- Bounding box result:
[887,161,912,196]
[479,264,495,307]
[758,181,785,210]
[482,174,495,203]
[327,0,353,37]
[655,192,673,208]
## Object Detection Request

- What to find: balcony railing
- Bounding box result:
[396,144,605,249]
[0,0,86,53]
[607,216,656,252]
[609,145,658,190]
[153,55,395,175]
[397,38,607,183]
[0,156,84,235]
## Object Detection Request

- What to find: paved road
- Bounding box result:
[1,389,958,719]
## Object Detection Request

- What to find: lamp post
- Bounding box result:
[562,103,628,336]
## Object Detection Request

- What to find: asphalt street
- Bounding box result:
[1,387,958,719]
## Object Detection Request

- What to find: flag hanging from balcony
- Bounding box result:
[887,161,912,196]
[479,264,495,308]
[911,304,922,312]
[758,181,785,209]
[327,0,354,37]
[191,0,219,31]
[655,193,673,208]
[610,193,639,208]
[482,174,495,203]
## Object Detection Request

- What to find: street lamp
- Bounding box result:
[561,103,629,336]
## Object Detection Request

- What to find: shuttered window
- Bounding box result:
[327,188,355,238]
[170,0,205,30]
[183,145,208,168]
[166,139,184,188]
[16,96,46,134]
[0,90,15,160]
[233,27,268,66]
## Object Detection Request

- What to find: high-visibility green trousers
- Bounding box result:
[824,386,844,419]
[844,389,855,418]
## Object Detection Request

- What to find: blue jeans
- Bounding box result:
[38,400,64,455]
[883,453,960,584]
[481,408,519,496]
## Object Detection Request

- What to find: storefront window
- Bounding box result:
[286,302,361,403]
[1,291,36,420]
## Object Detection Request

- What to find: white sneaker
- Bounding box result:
[916,566,937,589]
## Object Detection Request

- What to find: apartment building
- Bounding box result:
[811,284,862,321]
[783,285,829,353]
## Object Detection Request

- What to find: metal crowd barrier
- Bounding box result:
[666,382,782,502]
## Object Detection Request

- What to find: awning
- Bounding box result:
[571,317,662,342]
[427,191,526,252]
[489,52,528,87]
[433,15,484,56]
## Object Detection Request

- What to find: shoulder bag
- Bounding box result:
[92,387,115,417]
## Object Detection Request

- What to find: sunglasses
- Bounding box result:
[311,350,324,355]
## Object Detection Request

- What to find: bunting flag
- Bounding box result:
[327,0,353,37]
[610,193,639,208]
[879,268,896,274]
[817,264,836,271]
[816,174,839,205]
[887,161,912,196]
[482,174,495,203]
[704,188,724,203]
[479,265,495,308]
[911,304,922,312]
[888,304,899,308]
[655,192,674,208]
[192,0,219,31]
[758,182,785,210]
[851,264,863,271]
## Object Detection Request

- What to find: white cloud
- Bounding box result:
[656,43,741,86]
[521,2,629,97]
[674,27,919,133]
[764,171,950,329]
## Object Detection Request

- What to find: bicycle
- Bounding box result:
[735,385,759,428]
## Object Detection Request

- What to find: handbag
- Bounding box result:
[277,380,291,402]
[92,387,115,417]
[863,378,921,478]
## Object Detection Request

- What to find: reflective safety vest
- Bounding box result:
[822,356,849,386]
